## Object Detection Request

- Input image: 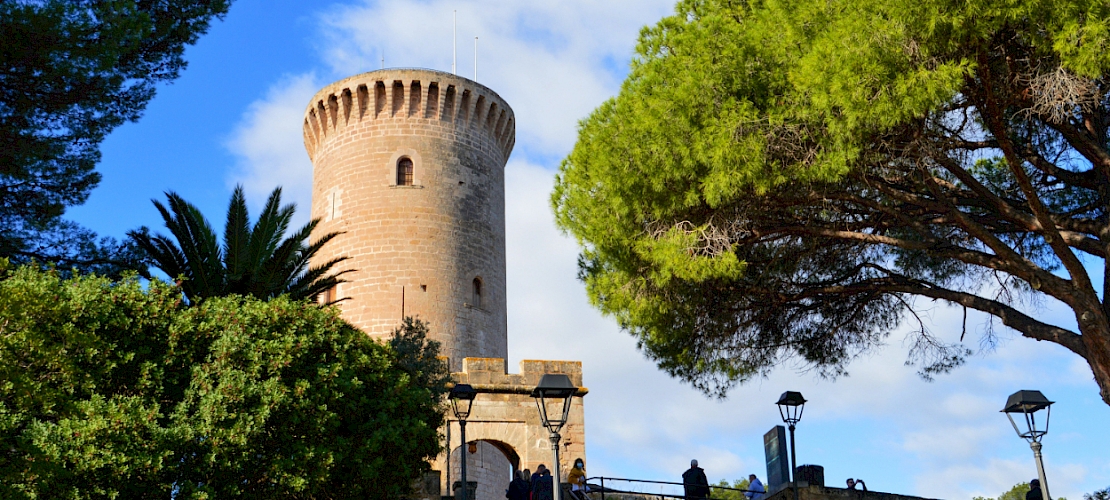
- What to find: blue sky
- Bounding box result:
[68,1,1110,499]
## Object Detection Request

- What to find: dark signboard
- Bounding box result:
[764,425,789,493]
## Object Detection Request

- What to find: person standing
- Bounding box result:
[1027,479,1044,500]
[746,474,766,500]
[567,458,587,492]
[508,470,531,500]
[531,465,547,493]
[683,460,710,500]
[532,466,554,500]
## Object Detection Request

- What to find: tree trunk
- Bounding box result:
[1083,329,1110,405]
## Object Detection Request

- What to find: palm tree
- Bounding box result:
[128,186,351,304]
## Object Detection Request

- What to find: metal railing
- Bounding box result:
[584,476,757,500]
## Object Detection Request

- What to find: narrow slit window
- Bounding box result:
[397,157,414,186]
[472,277,482,308]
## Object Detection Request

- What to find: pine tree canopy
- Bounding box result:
[552,0,1110,403]
[0,0,232,275]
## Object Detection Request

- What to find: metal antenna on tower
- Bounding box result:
[474,36,478,81]
[452,11,457,74]
[381,50,384,70]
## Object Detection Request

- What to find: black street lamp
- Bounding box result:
[449,384,478,500]
[776,391,806,500]
[1002,390,1054,500]
[532,374,578,500]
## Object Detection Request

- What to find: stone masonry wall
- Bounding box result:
[448,440,513,500]
[303,68,515,367]
[438,357,588,500]
[765,485,942,500]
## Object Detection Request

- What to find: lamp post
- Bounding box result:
[532,374,578,500]
[1002,390,1054,500]
[449,384,478,500]
[776,391,806,500]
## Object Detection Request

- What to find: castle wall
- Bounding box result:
[304,69,515,366]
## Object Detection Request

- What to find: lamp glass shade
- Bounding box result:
[449,383,479,420]
[532,374,577,433]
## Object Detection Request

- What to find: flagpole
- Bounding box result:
[452,10,457,74]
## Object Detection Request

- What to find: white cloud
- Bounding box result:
[316,0,674,158]
[226,72,321,224]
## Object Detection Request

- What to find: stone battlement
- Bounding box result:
[452,357,587,394]
[303,68,515,162]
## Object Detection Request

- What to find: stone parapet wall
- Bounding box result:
[766,485,942,500]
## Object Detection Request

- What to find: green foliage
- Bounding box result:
[129,185,351,304]
[0,0,231,275]
[553,0,1110,401]
[0,263,447,498]
[711,478,751,500]
[974,482,1032,500]
[972,482,1068,500]
[1085,486,1110,500]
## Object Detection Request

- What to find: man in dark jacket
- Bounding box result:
[1027,479,1046,500]
[683,460,710,500]
[532,468,554,500]
[531,465,548,494]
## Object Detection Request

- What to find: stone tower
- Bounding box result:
[302,68,515,368]
[304,69,585,500]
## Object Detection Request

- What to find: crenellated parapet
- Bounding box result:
[451,357,588,394]
[302,68,516,163]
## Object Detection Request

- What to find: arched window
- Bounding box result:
[472,277,482,308]
[397,157,414,186]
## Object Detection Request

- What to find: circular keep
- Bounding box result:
[303,68,516,367]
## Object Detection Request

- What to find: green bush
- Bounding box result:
[0,262,447,498]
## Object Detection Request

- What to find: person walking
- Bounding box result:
[746,474,766,500]
[508,470,531,500]
[683,459,710,500]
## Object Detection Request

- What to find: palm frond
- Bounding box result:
[223,186,252,285]
[286,256,354,301]
[247,187,290,272]
[130,184,349,305]
[161,192,223,300]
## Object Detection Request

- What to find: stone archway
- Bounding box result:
[447,439,521,500]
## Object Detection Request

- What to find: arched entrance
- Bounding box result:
[448,439,520,500]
